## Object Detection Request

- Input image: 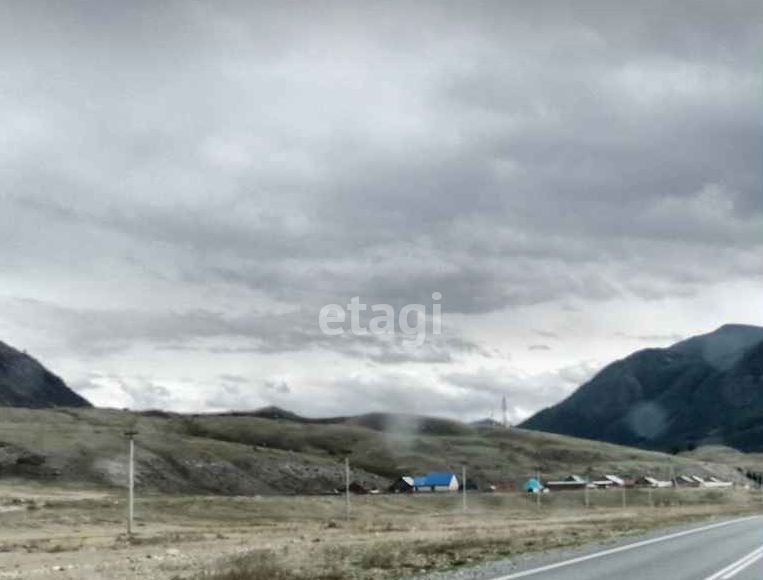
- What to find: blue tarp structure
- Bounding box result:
[524,478,544,493]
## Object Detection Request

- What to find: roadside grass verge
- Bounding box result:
[187,498,761,580]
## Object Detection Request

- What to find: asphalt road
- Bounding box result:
[488,516,763,580]
[426,515,763,580]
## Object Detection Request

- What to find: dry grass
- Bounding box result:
[195,552,304,580]
[0,482,760,580]
[184,490,762,580]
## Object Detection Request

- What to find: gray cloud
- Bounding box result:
[264,379,291,395]
[615,332,686,343]
[0,1,761,417]
[0,297,485,366]
[534,330,559,339]
[441,362,600,421]
[3,1,761,316]
[280,361,601,422]
[74,375,173,410]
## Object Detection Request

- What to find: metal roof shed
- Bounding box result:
[413,472,459,492]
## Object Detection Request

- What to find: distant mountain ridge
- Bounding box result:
[520,324,763,452]
[191,406,474,436]
[0,341,90,408]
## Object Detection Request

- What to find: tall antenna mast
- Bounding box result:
[501,394,508,428]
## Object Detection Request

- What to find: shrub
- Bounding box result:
[360,545,399,570]
[199,551,301,580]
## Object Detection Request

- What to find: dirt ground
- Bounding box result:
[0,481,760,580]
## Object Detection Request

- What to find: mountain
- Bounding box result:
[520,324,763,452]
[0,341,91,408]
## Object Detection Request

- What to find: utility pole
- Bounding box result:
[124,430,138,537]
[536,466,541,510]
[344,456,351,522]
[462,465,467,513]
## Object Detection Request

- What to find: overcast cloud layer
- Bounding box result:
[1,1,761,421]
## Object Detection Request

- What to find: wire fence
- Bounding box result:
[334,486,761,520]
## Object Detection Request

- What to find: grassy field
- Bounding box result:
[0,480,760,579]
[680,445,763,473]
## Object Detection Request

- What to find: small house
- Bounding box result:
[675,475,700,488]
[388,476,415,494]
[634,476,672,488]
[702,477,733,489]
[603,474,625,487]
[524,478,545,493]
[460,478,479,492]
[413,472,459,492]
[491,481,516,492]
[546,475,588,491]
[591,475,625,488]
[348,481,370,494]
[591,479,614,489]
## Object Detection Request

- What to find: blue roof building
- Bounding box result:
[413,472,459,492]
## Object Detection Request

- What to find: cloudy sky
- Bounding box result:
[1,1,761,421]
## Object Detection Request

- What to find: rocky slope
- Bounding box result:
[0,341,90,408]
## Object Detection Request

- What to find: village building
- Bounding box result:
[702,476,733,488]
[388,476,414,494]
[545,475,588,491]
[590,475,625,489]
[634,476,672,488]
[523,478,545,493]
[603,474,625,486]
[675,475,700,487]
[413,472,459,492]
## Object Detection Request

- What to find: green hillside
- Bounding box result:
[0,406,748,495]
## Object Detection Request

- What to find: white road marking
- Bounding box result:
[491,516,760,580]
[723,549,763,579]
[704,545,763,580]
